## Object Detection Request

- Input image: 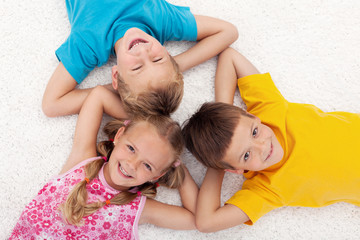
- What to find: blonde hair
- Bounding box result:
[117,55,184,117]
[61,116,185,225]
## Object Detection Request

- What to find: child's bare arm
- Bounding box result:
[139,165,198,229]
[178,165,199,214]
[59,85,128,174]
[196,168,249,233]
[42,63,115,117]
[174,15,238,72]
[140,199,196,230]
[215,47,260,104]
[42,63,91,117]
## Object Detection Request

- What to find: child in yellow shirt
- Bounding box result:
[182,47,360,232]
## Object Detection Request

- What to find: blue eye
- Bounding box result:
[252,128,258,137]
[244,152,250,162]
[127,145,135,153]
[144,163,152,171]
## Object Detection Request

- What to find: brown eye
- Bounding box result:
[252,128,258,137]
[244,152,250,162]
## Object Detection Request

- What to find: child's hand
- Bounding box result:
[174,16,238,72]
[215,48,260,104]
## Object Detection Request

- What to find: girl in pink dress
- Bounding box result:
[10,86,198,240]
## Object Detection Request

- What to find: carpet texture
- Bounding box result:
[1,0,360,239]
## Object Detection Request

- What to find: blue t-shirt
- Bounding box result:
[56,0,197,83]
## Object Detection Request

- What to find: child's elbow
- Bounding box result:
[195,216,216,233]
[224,22,239,44]
[42,99,59,118]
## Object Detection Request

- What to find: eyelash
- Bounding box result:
[127,145,135,153]
[144,163,152,171]
[132,66,142,71]
[132,58,163,71]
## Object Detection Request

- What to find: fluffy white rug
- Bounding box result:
[1,0,360,239]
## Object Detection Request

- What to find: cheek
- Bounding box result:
[111,147,127,160]
[117,55,136,70]
[261,126,272,137]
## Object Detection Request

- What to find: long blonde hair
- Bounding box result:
[61,116,185,225]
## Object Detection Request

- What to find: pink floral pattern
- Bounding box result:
[10,157,144,240]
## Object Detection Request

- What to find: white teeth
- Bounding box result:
[129,40,145,50]
[131,43,140,49]
[119,164,131,177]
[129,39,148,50]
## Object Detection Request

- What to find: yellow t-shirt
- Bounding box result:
[226,73,360,225]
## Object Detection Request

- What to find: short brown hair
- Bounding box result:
[117,55,183,117]
[182,102,253,170]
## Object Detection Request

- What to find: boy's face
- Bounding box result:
[114,28,174,94]
[223,114,284,174]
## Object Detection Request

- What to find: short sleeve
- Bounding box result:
[238,73,286,114]
[55,32,98,84]
[226,181,283,225]
[162,3,197,42]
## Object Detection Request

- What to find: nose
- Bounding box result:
[125,155,139,172]
[253,138,267,157]
[138,42,152,56]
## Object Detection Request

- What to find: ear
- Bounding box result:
[111,66,119,90]
[113,126,126,144]
[224,169,245,175]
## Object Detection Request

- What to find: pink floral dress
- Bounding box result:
[10,157,146,240]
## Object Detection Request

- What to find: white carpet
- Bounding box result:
[1,0,360,239]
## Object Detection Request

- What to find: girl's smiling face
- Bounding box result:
[222,115,284,174]
[104,121,174,191]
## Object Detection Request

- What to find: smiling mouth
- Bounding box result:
[265,143,273,161]
[128,38,148,50]
[119,163,132,178]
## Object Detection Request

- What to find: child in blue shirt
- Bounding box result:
[42,0,238,117]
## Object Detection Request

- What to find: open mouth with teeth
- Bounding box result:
[118,163,132,178]
[128,39,148,50]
